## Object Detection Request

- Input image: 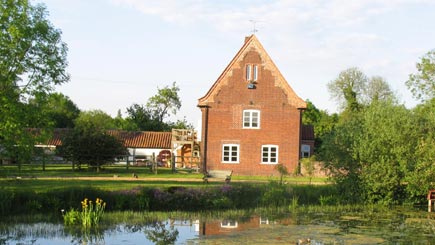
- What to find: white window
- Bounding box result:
[246,64,252,81]
[253,65,258,81]
[301,144,311,158]
[243,110,260,129]
[222,144,239,163]
[221,220,238,228]
[262,145,278,164]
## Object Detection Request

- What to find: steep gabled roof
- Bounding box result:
[198,35,306,109]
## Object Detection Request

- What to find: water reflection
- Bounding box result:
[1,208,435,244]
[144,221,179,245]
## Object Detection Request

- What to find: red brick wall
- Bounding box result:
[201,49,302,176]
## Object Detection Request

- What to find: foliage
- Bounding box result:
[0,183,339,215]
[63,198,106,227]
[74,110,117,132]
[328,68,396,114]
[405,99,435,202]
[302,100,339,152]
[406,49,435,101]
[125,103,164,131]
[365,76,395,104]
[146,82,181,124]
[327,67,368,112]
[58,128,127,171]
[274,164,288,185]
[321,100,418,205]
[0,0,69,167]
[145,221,179,245]
[41,93,80,128]
[261,182,291,207]
[320,112,365,203]
[301,156,316,184]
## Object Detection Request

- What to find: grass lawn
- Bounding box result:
[0,163,329,193]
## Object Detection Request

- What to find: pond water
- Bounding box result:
[1,207,435,244]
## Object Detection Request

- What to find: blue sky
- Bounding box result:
[41,0,435,128]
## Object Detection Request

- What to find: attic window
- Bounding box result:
[246,64,258,82]
[246,65,252,81]
[253,65,258,81]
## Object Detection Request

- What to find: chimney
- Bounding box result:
[244,35,253,44]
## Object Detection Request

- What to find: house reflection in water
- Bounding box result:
[199,216,295,236]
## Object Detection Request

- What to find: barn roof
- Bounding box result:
[31,128,172,149]
[106,130,172,149]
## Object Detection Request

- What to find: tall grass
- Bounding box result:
[0,182,340,216]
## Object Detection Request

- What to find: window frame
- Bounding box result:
[222,144,240,164]
[243,109,260,129]
[261,145,279,164]
[246,64,252,81]
[253,65,258,81]
[301,144,311,158]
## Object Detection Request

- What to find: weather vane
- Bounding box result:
[249,20,259,34]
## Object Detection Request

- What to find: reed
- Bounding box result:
[63,198,106,228]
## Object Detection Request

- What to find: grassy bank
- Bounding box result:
[0,163,328,182]
[0,183,338,216]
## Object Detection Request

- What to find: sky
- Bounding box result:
[40,0,435,129]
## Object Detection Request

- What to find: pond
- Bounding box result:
[1,206,435,244]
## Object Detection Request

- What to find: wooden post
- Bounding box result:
[429,199,432,213]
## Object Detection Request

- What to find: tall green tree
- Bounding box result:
[328,68,395,113]
[364,76,395,104]
[322,100,416,204]
[405,99,435,202]
[327,67,367,112]
[355,101,415,204]
[0,0,69,166]
[147,82,181,124]
[406,50,435,101]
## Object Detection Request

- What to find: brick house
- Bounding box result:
[198,35,307,176]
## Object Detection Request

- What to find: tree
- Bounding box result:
[406,50,435,101]
[31,92,80,128]
[302,100,338,151]
[147,82,181,124]
[327,67,368,112]
[274,163,289,185]
[58,128,127,172]
[301,156,316,184]
[405,98,435,202]
[74,110,116,132]
[125,104,162,131]
[321,100,416,204]
[0,0,69,166]
[365,76,395,104]
[355,101,415,204]
[320,114,364,203]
